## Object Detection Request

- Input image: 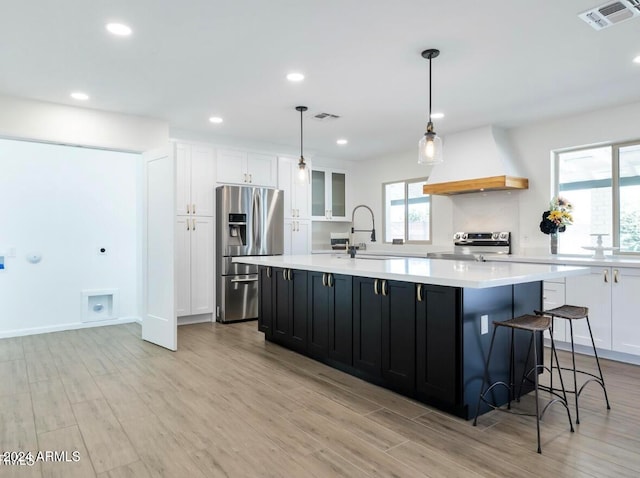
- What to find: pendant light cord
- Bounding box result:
[300,108,304,159]
[428,55,432,123]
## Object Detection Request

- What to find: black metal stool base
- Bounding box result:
[473,315,574,454]
[537,306,611,424]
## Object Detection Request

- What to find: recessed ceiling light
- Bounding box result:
[430,112,445,119]
[106,23,132,36]
[209,116,223,124]
[633,55,640,64]
[336,139,348,145]
[286,72,305,82]
[70,92,89,101]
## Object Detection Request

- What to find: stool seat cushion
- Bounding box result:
[494,314,551,332]
[541,305,589,320]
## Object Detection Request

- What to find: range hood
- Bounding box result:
[422,125,528,195]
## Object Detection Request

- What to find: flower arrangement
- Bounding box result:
[539,196,573,235]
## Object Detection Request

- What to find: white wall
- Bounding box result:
[0,95,168,152]
[350,149,454,253]
[352,100,640,255]
[0,138,140,337]
[510,100,640,254]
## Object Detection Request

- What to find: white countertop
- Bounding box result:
[233,255,588,289]
[485,254,640,268]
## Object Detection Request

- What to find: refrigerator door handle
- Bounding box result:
[230,277,259,283]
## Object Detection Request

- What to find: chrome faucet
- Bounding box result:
[350,204,376,243]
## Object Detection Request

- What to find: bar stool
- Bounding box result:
[473,314,574,454]
[536,305,611,424]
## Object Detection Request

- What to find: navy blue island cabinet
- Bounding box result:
[257,266,542,419]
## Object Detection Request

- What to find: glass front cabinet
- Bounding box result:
[311,168,349,221]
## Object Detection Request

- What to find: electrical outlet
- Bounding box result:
[481,315,489,335]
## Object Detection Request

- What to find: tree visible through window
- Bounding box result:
[383,179,431,243]
[556,142,640,254]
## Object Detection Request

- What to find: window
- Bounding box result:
[555,141,640,254]
[383,178,431,243]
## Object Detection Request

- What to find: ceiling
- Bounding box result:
[1,1,639,160]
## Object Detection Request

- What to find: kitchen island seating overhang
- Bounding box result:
[234,255,588,419]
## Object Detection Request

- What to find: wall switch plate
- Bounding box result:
[481,315,489,335]
[7,247,16,258]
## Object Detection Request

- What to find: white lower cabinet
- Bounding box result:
[565,267,612,350]
[176,216,214,317]
[542,280,566,342]
[284,219,311,255]
[611,267,640,355]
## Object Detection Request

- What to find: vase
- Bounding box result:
[549,232,558,255]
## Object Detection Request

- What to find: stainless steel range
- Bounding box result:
[427,231,511,261]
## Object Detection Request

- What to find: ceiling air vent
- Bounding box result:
[312,112,340,122]
[579,0,640,30]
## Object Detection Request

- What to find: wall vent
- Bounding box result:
[312,112,340,121]
[579,0,640,30]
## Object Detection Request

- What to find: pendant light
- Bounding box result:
[295,106,308,181]
[418,48,443,165]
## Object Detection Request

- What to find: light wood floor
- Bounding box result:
[1,321,639,477]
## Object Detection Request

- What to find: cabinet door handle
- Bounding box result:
[283,269,287,280]
[614,269,619,283]
[192,203,196,215]
[417,284,423,302]
[192,219,196,230]
[289,269,293,281]
[249,173,252,183]
[186,220,190,231]
[266,267,271,278]
[374,279,379,295]
[382,280,388,296]
[322,273,327,287]
[604,269,609,283]
[186,204,190,214]
[328,273,333,287]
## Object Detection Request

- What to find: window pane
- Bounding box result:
[619,144,640,252]
[331,172,346,217]
[384,182,405,242]
[407,180,430,241]
[311,170,326,217]
[557,146,612,253]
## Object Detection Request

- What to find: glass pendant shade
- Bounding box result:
[418,130,443,165]
[418,48,442,165]
[297,158,307,182]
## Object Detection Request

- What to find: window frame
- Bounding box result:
[554,139,640,255]
[381,177,432,245]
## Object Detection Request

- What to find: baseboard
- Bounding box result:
[178,313,213,326]
[0,316,141,339]
[544,338,640,366]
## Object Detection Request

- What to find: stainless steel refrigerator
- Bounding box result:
[216,185,284,323]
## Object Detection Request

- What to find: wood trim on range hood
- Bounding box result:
[422,175,528,195]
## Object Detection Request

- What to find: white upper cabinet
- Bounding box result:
[216,149,277,187]
[175,142,215,217]
[311,167,349,221]
[278,156,310,220]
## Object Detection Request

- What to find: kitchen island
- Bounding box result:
[234,255,587,419]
